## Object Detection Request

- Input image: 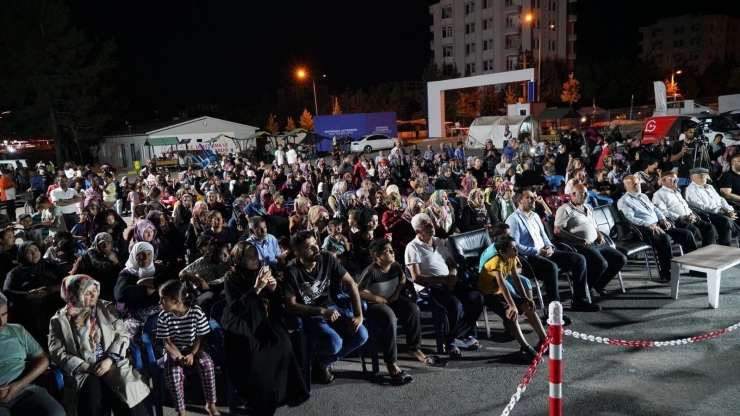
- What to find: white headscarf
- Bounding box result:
[125,242,156,278]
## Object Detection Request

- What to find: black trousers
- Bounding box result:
[78,375,148,416]
[676,218,717,247]
[367,296,422,364]
[574,244,627,291]
[524,249,590,304]
[428,283,484,345]
[640,226,697,278]
[706,212,736,246]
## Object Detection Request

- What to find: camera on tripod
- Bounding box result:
[691,123,710,143]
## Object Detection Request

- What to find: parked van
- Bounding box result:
[0,159,28,169]
[641,115,739,146]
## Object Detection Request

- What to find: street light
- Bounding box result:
[296,69,326,116]
[670,69,682,102]
[525,13,547,102]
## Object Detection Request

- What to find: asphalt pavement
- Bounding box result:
[161,254,740,416]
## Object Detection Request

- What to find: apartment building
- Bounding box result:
[638,14,740,74]
[429,0,577,77]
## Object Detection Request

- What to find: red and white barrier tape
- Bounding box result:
[499,337,551,416]
[563,321,740,347]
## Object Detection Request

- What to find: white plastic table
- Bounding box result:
[670,245,740,308]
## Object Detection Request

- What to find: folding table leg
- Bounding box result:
[706,269,722,309]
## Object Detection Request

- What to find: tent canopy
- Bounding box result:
[467,115,535,149]
[535,108,580,120]
[145,137,179,146]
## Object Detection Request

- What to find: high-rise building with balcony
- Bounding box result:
[428,0,577,77]
[638,14,740,74]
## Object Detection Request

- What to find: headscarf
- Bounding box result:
[336,190,357,219]
[403,196,422,221]
[468,188,486,209]
[17,241,46,277]
[125,242,156,278]
[300,181,314,197]
[88,232,116,270]
[133,220,157,245]
[294,196,311,216]
[192,201,210,230]
[461,176,477,196]
[224,241,259,298]
[308,205,329,228]
[426,190,453,232]
[418,172,435,194]
[357,207,379,231]
[61,275,102,363]
[331,180,347,199]
[84,187,101,210]
[385,184,400,197]
[145,210,163,232]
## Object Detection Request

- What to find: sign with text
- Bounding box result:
[314,112,397,152]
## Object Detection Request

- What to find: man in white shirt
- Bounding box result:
[48,177,81,231]
[554,184,627,297]
[274,144,286,167]
[405,213,484,357]
[684,167,738,244]
[653,170,719,246]
[285,143,298,166]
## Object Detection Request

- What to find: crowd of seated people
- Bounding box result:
[2,130,740,415]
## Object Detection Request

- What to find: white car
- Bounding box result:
[350,134,398,154]
[666,100,718,116]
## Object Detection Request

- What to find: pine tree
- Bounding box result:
[561,73,581,108]
[299,108,314,132]
[332,97,342,115]
[0,0,117,166]
[285,116,296,131]
[266,114,279,133]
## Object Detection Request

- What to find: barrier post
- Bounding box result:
[548,302,563,416]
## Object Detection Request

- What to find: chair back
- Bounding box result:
[210,299,227,326]
[592,204,614,237]
[141,312,161,364]
[447,228,491,271]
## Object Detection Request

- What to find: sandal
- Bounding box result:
[445,344,462,358]
[319,366,335,384]
[425,355,448,367]
[389,370,414,385]
[460,336,482,350]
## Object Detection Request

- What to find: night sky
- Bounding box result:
[65,0,738,122]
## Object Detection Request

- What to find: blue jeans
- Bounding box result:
[303,305,369,368]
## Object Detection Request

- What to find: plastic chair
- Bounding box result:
[208,300,240,413]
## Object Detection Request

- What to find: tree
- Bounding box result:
[265,114,279,133]
[455,91,479,125]
[285,116,296,131]
[504,86,518,105]
[561,73,581,108]
[480,86,502,116]
[665,78,679,100]
[299,108,314,132]
[332,97,342,115]
[0,0,117,166]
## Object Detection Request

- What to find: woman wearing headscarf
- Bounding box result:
[145,210,180,261]
[388,196,426,255]
[459,188,493,232]
[128,219,161,259]
[434,164,459,193]
[335,190,358,220]
[299,181,318,205]
[179,239,231,311]
[185,201,210,263]
[70,233,123,302]
[205,191,228,218]
[495,154,512,177]
[351,207,380,269]
[114,242,174,350]
[221,242,310,415]
[307,205,331,244]
[490,181,517,222]
[425,190,455,239]
[288,196,312,235]
[49,275,150,416]
[229,197,250,233]
[172,191,194,227]
[3,241,65,346]
[327,180,347,215]
[460,176,478,197]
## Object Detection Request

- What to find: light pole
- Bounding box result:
[297,70,326,115]
[526,14,551,102]
[670,69,682,102]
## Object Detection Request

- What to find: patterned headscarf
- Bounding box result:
[426,190,453,232]
[300,181,314,197]
[88,232,116,270]
[468,188,486,210]
[125,242,156,278]
[192,201,210,230]
[308,205,329,228]
[294,196,312,216]
[403,196,422,221]
[461,176,478,196]
[332,180,347,199]
[337,190,357,219]
[61,275,102,363]
[133,220,157,244]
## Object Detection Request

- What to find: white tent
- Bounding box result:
[466,115,535,149]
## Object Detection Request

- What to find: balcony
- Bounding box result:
[568,33,577,42]
[504,24,520,36]
[505,47,519,56]
[504,4,520,14]
[568,14,577,23]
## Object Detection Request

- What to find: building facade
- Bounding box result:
[429,0,577,77]
[638,14,740,74]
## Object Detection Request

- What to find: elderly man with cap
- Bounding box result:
[618,175,698,282]
[652,169,719,246]
[684,167,739,243]
[554,184,627,297]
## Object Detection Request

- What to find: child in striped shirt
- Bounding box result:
[157,280,219,416]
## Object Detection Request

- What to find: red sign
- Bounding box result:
[641,116,681,145]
